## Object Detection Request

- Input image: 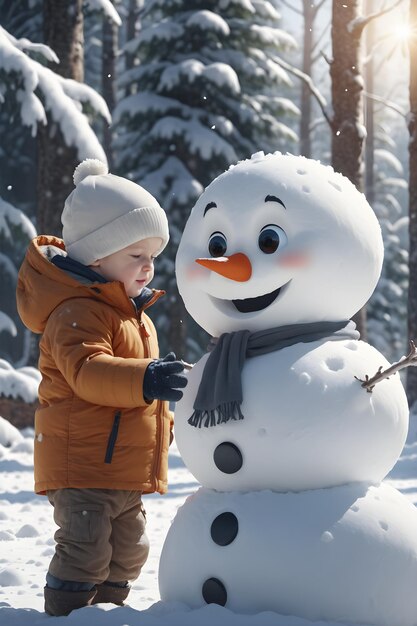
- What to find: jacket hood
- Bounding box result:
[17,236,163,334]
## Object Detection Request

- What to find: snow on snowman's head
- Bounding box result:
[176,152,383,336]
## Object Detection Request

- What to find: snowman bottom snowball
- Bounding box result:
[159,484,417,626]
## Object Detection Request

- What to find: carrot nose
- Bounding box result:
[195,253,252,282]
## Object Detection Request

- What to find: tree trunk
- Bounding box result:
[364,0,375,207]
[330,0,366,338]
[299,0,314,158]
[407,0,417,412]
[125,0,140,97]
[102,16,118,169]
[330,0,364,188]
[37,0,84,236]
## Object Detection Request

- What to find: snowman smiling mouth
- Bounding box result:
[232,281,290,313]
[207,280,290,314]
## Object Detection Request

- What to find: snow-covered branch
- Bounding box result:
[0,196,36,242]
[0,25,59,64]
[0,25,110,162]
[363,91,406,118]
[273,55,333,128]
[0,312,17,338]
[84,0,122,25]
[0,252,18,282]
[349,0,405,37]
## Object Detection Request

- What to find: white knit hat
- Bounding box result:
[62,159,170,265]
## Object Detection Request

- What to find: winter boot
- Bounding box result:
[44,585,97,616]
[92,581,131,606]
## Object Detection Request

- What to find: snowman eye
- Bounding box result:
[208,232,227,257]
[258,225,287,254]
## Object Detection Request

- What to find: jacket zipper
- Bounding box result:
[138,300,164,490]
[104,411,121,464]
[152,400,164,490]
[139,319,151,355]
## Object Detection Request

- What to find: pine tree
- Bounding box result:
[84,0,121,166]
[114,0,298,358]
[0,195,36,366]
[0,0,41,218]
[366,116,409,363]
[0,11,111,364]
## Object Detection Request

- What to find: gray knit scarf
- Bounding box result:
[188,320,359,428]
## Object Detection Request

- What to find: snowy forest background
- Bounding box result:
[1,0,416,421]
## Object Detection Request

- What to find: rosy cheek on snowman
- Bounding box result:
[185,262,207,281]
[278,251,309,268]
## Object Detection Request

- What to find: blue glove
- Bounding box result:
[143,352,188,402]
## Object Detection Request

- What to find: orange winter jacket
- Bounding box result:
[16,236,173,495]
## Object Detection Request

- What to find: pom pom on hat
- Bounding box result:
[73,159,109,186]
[62,161,170,265]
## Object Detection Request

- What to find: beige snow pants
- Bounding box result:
[47,488,149,584]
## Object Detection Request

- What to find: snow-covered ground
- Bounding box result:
[1,415,417,626]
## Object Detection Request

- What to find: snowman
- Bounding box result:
[159,152,417,626]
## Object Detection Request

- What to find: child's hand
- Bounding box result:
[143,352,188,402]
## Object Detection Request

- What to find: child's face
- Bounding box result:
[91,237,163,297]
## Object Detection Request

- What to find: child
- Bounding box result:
[16,159,187,616]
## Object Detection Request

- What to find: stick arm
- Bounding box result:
[355,340,417,392]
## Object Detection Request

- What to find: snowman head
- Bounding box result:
[176,152,383,337]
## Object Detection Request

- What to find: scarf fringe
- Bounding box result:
[188,402,244,428]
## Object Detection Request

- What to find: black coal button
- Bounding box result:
[211,512,239,546]
[202,577,227,606]
[213,442,243,474]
